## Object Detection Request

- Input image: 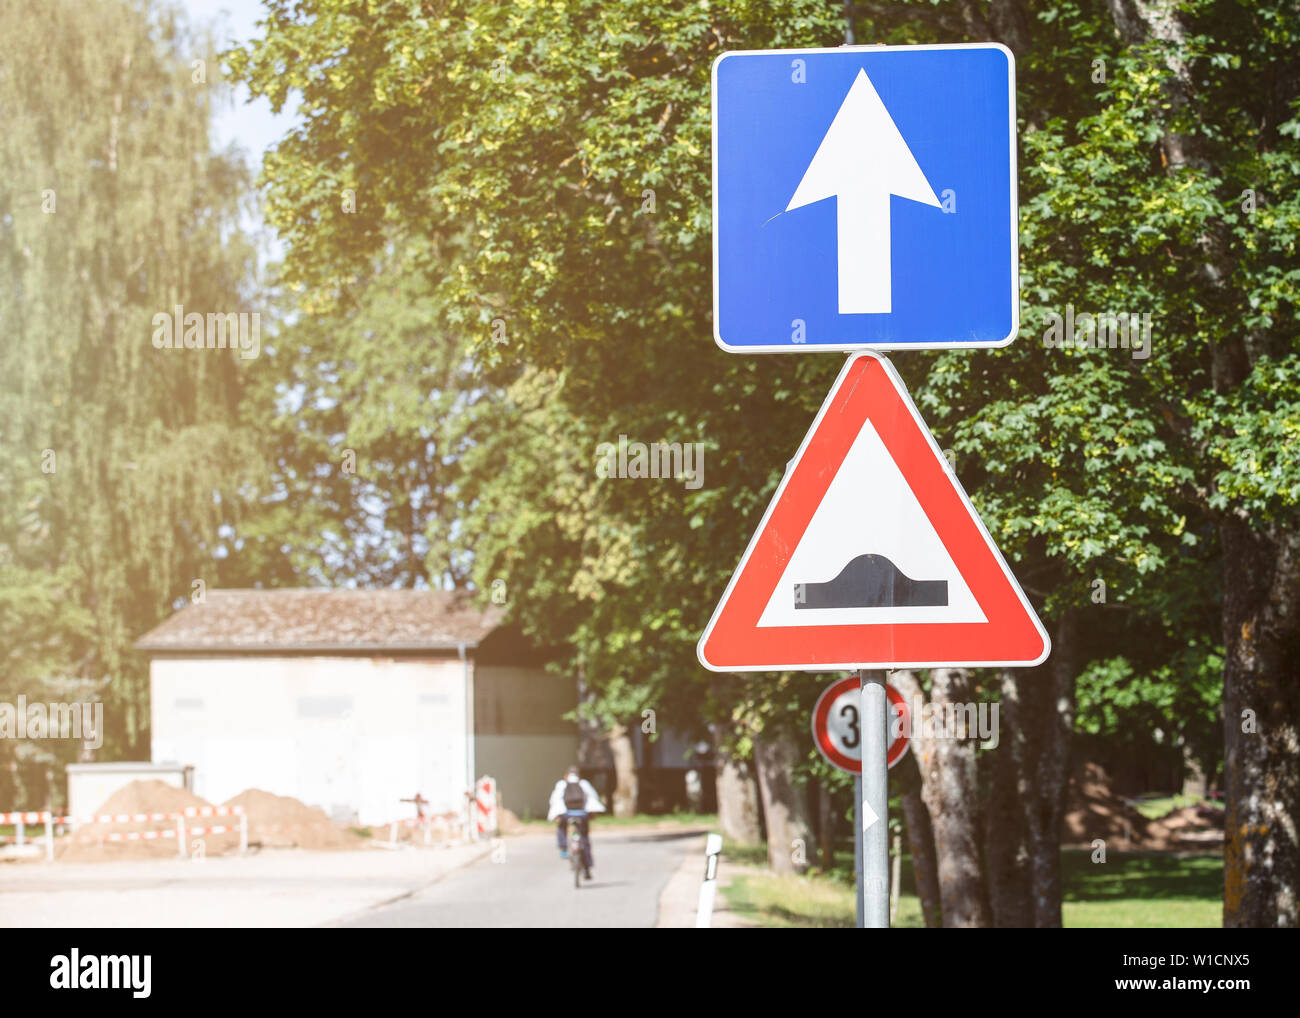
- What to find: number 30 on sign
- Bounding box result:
[811,675,910,774]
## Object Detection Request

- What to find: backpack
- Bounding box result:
[562,780,586,810]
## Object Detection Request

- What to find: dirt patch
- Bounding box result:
[57,780,230,862]
[498,808,526,834]
[1062,763,1223,850]
[222,789,364,850]
[357,811,469,845]
[1146,804,1224,847]
[92,779,211,817]
[54,781,367,860]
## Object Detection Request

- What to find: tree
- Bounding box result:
[229,235,485,589]
[231,0,1300,925]
[0,0,263,769]
[230,0,848,827]
[917,0,1300,927]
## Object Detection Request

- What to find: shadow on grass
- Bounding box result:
[1061,849,1223,902]
[722,841,1220,928]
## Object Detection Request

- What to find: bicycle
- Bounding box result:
[564,809,589,888]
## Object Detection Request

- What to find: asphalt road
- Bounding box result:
[340,827,702,928]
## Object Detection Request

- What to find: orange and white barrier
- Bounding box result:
[55,804,244,826]
[2,806,248,860]
[384,810,469,848]
[0,811,50,824]
[0,811,55,861]
[475,776,498,838]
[177,805,245,819]
[174,816,249,856]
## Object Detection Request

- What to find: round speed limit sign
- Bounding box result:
[811,675,910,774]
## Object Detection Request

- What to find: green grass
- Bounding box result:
[718,840,768,867]
[1129,794,1213,820]
[725,872,856,927]
[721,840,928,928]
[721,845,1222,928]
[1061,850,1222,927]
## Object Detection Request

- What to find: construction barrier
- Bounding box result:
[384,811,468,848]
[475,776,498,838]
[0,811,55,861]
[1,807,248,859]
[54,804,245,826]
[0,812,49,824]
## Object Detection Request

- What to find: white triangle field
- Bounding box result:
[757,419,987,628]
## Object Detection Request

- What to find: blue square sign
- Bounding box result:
[712,45,1018,352]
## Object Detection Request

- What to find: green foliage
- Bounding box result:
[1075,650,1221,765]
[0,0,263,764]
[229,235,483,587]
[230,0,1300,785]
[230,0,846,742]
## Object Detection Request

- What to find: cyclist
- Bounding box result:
[546,764,606,878]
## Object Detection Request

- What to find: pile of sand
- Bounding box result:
[1062,763,1223,850]
[1062,763,1155,847]
[222,789,364,850]
[93,780,212,818]
[1146,803,1224,847]
[57,780,238,862]
[55,780,367,860]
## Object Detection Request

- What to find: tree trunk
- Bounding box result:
[753,726,815,875]
[607,722,638,818]
[1101,0,1300,927]
[913,668,992,927]
[885,673,943,929]
[1220,519,1300,927]
[1180,739,1207,800]
[714,739,764,845]
[986,670,1033,927]
[817,779,835,871]
[1005,612,1077,928]
[576,663,613,775]
[899,779,942,928]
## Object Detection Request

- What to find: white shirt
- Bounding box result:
[547,777,607,821]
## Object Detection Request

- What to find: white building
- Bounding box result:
[135,590,576,825]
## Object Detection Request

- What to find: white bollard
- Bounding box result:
[695,833,724,928]
[15,819,24,848]
[176,816,187,858]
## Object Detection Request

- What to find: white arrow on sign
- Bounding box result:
[786,68,941,315]
[861,799,879,831]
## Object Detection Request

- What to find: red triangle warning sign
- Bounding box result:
[698,352,1050,672]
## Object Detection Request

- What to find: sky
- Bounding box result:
[182,0,300,263]
[185,0,296,160]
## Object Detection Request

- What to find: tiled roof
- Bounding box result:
[135,589,503,654]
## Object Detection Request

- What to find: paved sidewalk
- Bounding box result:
[0,841,491,928]
[654,837,756,928]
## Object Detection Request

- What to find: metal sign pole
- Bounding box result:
[859,668,889,927]
[853,774,864,928]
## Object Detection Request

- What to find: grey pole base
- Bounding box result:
[859,668,889,928]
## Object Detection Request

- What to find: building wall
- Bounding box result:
[67,763,192,821]
[473,665,577,818]
[150,654,470,826]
